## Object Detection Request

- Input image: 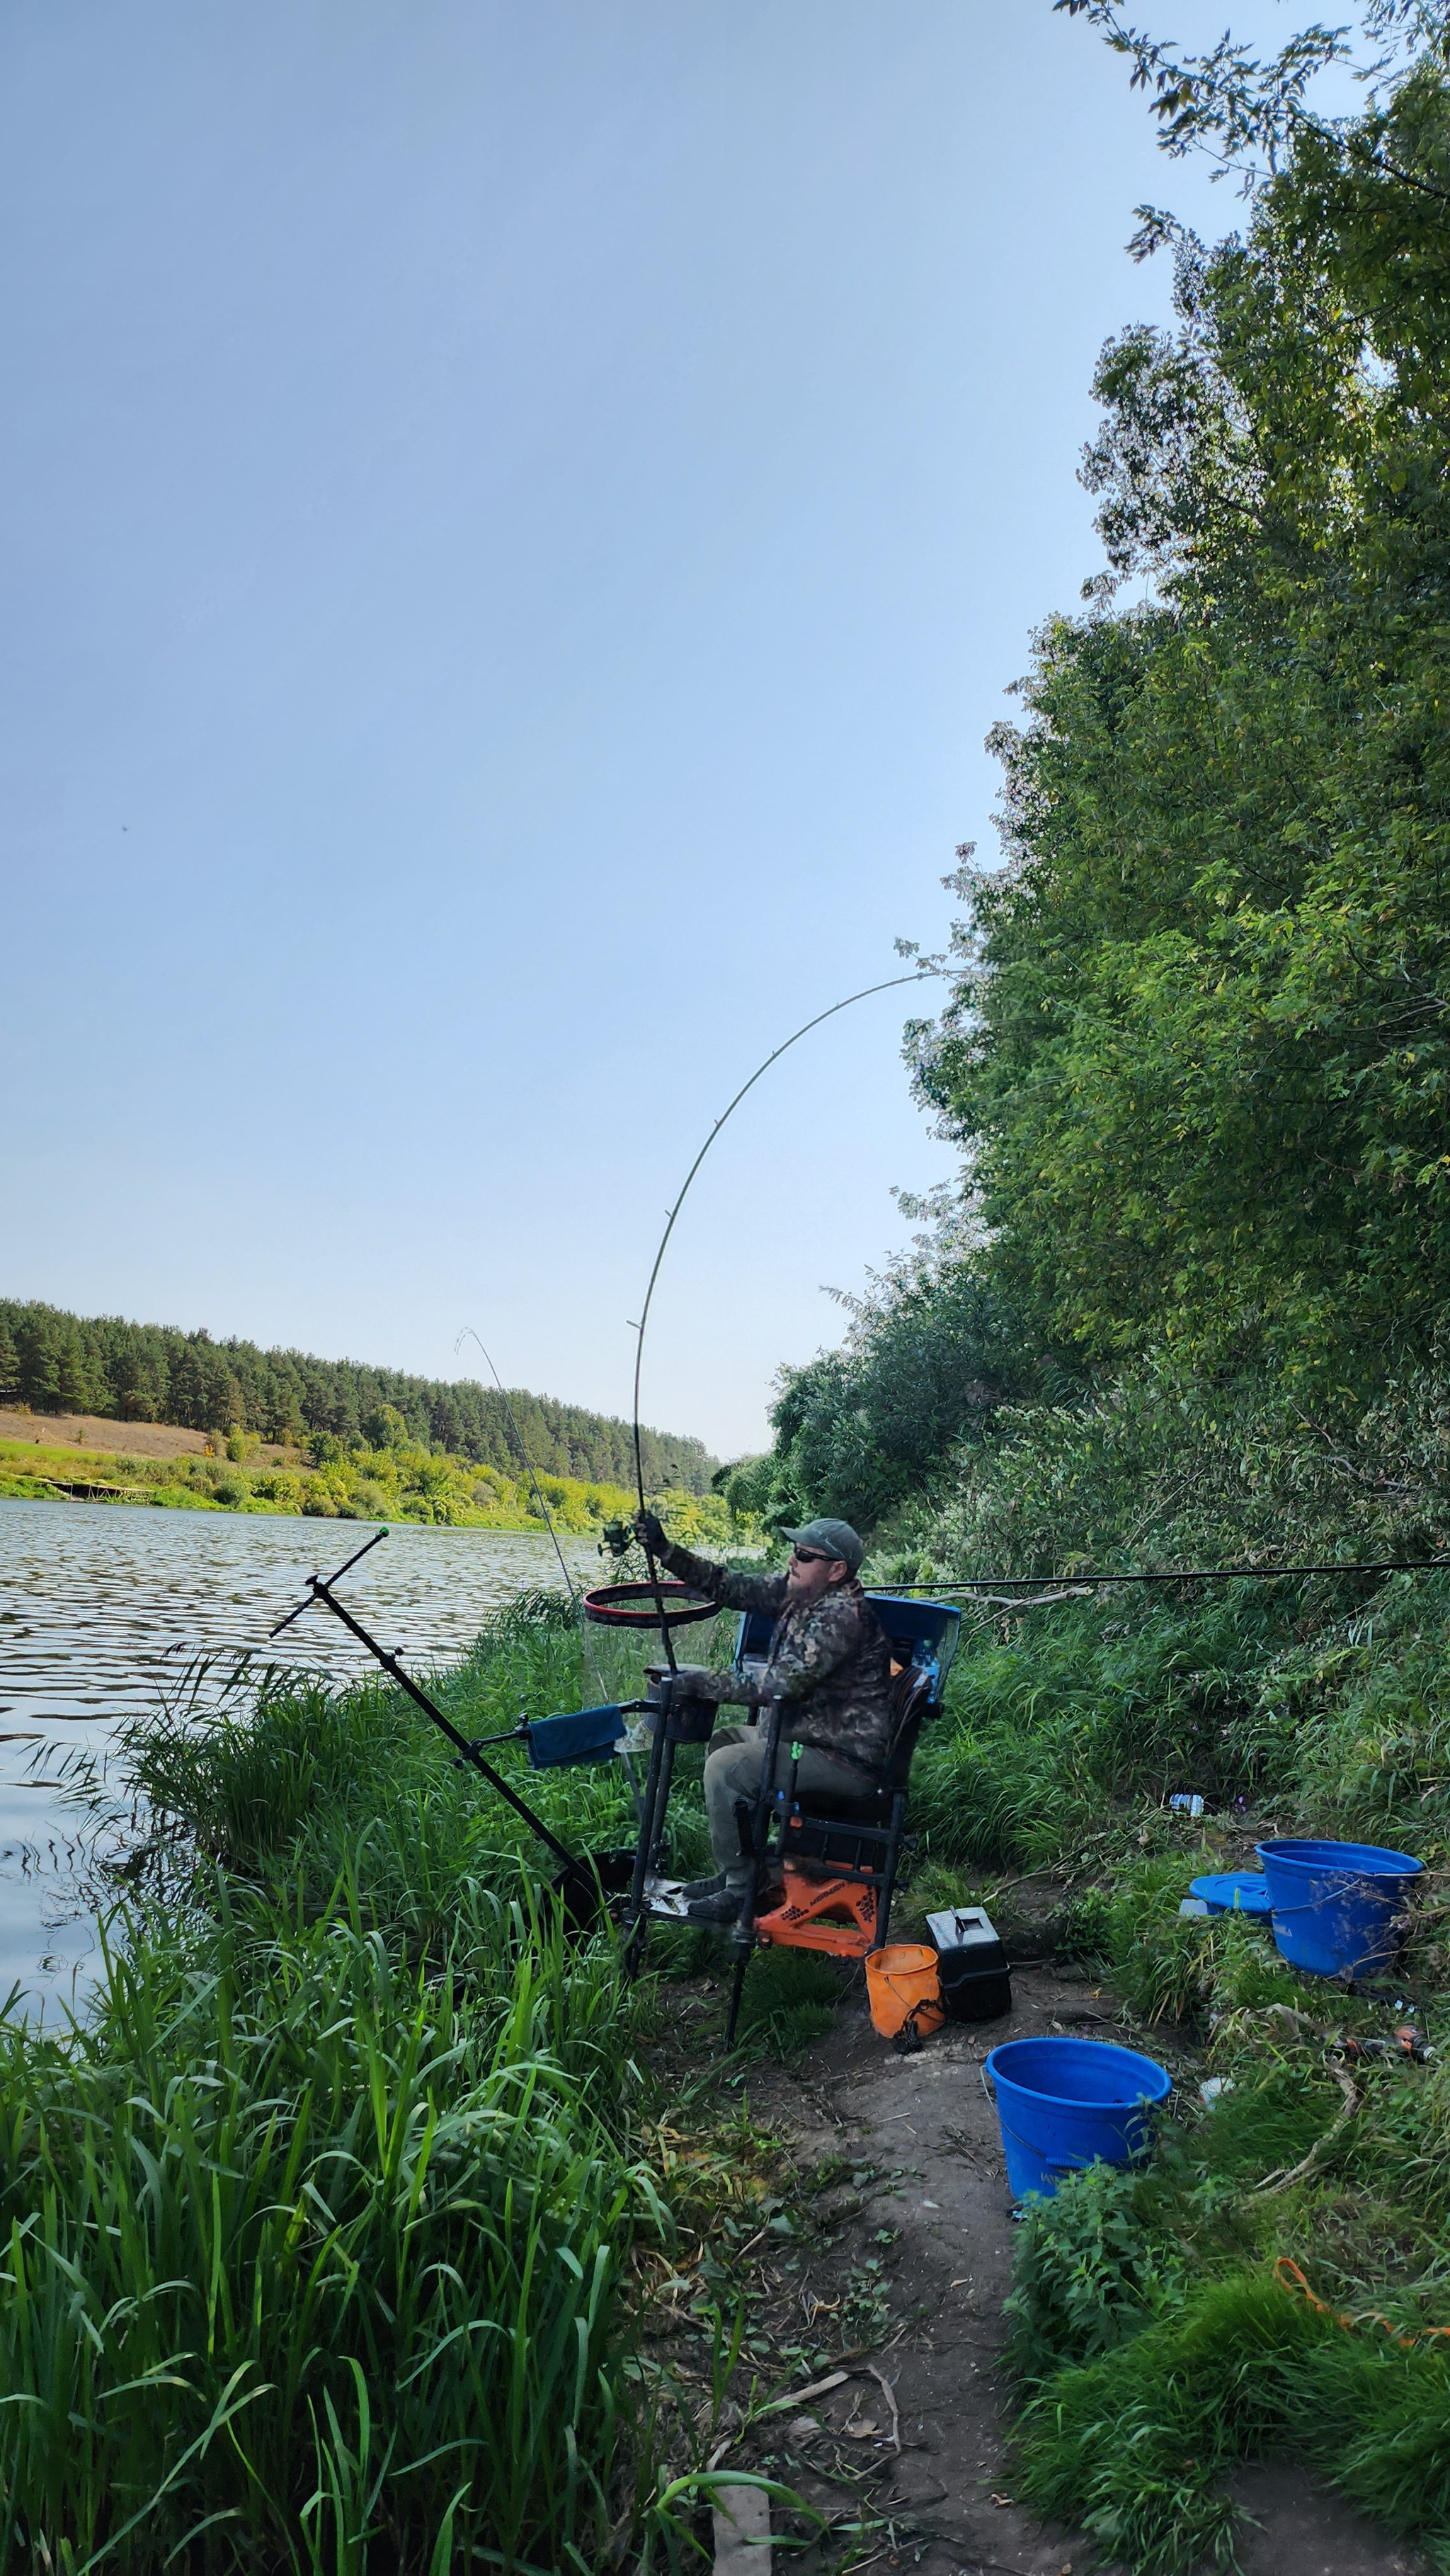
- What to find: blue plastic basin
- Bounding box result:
[1256,1838,1424,1979]
[1189,1871,1271,1917]
[984,2035,1172,2201]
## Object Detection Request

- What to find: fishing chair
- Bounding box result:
[721,1595,959,2047]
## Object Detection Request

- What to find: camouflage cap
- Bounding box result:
[783,1517,864,1575]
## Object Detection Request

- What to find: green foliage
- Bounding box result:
[1007,2039,1450,2571]
[750,35,1450,1558]
[124,1594,638,1947]
[0,1584,687,2572]
[0,1294,716,1491]
[720,21,1450,2568]
[909,50,1450,1396]
[1015,2259,1450,2575]
[0,1415,746,1541]
[747,1239,1031,1532]
[1004,2160,1184,2382]
[0,1879,645,2574]
[1191,2065,1340,2184]
[1015,2271,1322,2574]
[731,1947,842,2060]
[910,1580,1311,1874]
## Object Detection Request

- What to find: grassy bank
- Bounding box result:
[0,1596,761,2574]
[900,1566,1450,2572]
[0,1423,738,1545]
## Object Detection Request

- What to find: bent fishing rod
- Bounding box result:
[627,966,945,1656]
[270,1527,586,1886]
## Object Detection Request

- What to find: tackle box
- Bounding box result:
[925,1905,1012,2023]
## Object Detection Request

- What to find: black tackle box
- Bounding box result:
[926,1905,1012,2023]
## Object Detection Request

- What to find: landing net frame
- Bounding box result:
[581,1581,720,1630]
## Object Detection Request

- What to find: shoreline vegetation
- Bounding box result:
[0,1411,738,1544]
[714,17,1450,2568]
[0,1602,678,2569]
[11,13,1450,2572]
[0,1295,718,1497]
[0,1592,814,2572]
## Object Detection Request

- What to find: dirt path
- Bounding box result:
[733,1967,1421,2576]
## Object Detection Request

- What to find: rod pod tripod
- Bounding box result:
[270,1529,609,1925]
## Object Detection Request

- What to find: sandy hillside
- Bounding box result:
[0,1410,292,1464]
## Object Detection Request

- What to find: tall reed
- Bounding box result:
[8,1595,667,2572]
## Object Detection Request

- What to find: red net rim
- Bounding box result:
[581,1581,721,1630]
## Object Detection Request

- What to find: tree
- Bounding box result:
[913,43,1450,1396]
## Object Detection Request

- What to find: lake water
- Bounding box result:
[0,1499,598,2018]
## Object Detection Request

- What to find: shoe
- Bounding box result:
[686,1887,744,1926]
[681,1871,727,1900]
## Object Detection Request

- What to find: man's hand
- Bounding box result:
[634,1508,666,1554]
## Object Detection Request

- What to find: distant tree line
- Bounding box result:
[0,1299,716,1493]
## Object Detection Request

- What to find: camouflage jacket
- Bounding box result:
[653,1540,895,1779]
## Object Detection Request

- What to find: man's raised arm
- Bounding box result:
[633,1511,787,1618]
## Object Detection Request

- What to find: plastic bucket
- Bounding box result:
[1189,1871,1271,1918]
[1256,1838,1424,1979]
[864,1944,945,2040]
[983,2036,1172,2201]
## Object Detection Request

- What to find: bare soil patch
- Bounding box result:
[0,1410,293,1464]
[686,1964,1421,2574]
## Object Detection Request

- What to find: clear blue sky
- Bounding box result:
[2,1,1305,1459]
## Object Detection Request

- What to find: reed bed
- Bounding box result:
[4,1594,675,2573]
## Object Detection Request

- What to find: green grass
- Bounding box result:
[0,1870,645,2574]
[901,1564,1450,2570]
[122,1595,640,1946]
[0,1594,708,2572]
[1003,2044,1450,2570]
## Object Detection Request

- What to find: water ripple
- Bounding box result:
[0,1499,593,2016]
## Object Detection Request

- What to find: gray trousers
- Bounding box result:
[702,1722,870,1891]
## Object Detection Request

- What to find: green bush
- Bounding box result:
[1005,2161,1184,2381]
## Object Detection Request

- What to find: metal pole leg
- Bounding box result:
[724,1704,784,2049]
[724,1943,753,2051]
[624,1714,670,1975]
[875,1791,908,1949]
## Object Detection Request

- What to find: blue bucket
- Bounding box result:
[983,2036,1172,2201]
[1256,1838,1424,1979]
[1189,1871,1271,1918]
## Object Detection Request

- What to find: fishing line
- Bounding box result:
[455,1325,578,1605]
[627,966,944,1665]
[874,1556,1450,1594]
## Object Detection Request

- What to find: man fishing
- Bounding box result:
[631,1508,894,1925]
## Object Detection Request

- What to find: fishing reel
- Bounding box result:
[600,1518,635,1561]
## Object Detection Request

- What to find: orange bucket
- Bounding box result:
[864,1944,946,2041]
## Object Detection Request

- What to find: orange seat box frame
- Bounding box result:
[754,1862,879,1957]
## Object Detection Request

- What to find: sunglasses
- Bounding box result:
[790,1545,833,1565]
